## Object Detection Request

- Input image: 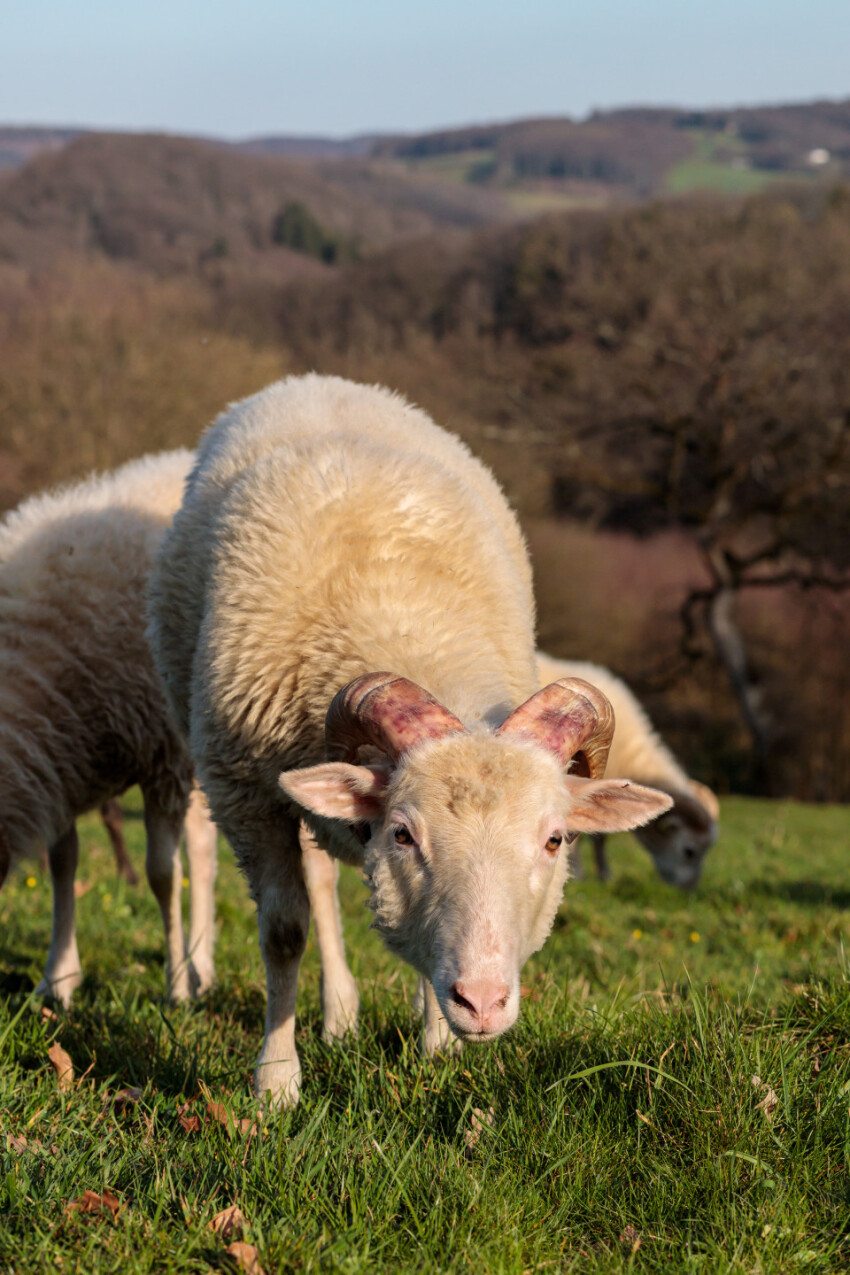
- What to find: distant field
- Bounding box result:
[500,185,613,215]
[404,148,497,184]
[664,129,804,196]
[2,793,850,1272]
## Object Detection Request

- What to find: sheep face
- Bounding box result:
[633,786,718,890]
[281,732,672,1042]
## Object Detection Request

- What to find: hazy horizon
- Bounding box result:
[4,87,850,144]
[1,0,848,140]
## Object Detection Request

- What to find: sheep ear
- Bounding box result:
[279,762,389,822]
[565,777,674,833]
[688,780,720,824]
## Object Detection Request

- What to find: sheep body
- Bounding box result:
[0,450,215,1002]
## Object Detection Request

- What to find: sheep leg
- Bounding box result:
[142,792,191,1002]
[184,788,217,997]
[37,825,83,1008]
[418,975,461,1056]
[100,799,139,886]
[591,833,611,882]
[300,824,359,1041]
[567,839,585,880]
[247,820,310,1106]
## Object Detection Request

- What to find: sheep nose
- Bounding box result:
[450,980,510,1030]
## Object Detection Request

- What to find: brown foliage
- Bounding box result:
[2,170,850,798]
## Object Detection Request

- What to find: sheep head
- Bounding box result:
[632,779,719,889]
[279,673,672,1042]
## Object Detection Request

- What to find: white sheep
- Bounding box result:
[148,373,671,1105]
[536,654,719,889]
[0,451,217,1005]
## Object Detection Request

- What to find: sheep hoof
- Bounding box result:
[321,975,359,1042]
[421,1024,462,1058]
[36,969,81,1010]
[167,966,193,1004]
[254,1056,301,1108]
[189,961,216,998]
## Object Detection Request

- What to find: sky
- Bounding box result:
[2,0,849,139]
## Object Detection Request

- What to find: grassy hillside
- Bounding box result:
[2,794,850,1272]
[373,101,850,200]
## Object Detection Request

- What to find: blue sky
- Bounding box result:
[2,0,849,138]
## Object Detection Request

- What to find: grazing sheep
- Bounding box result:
[148,373,671,1104]
[536,654,719,889]
[0,451,217,1005]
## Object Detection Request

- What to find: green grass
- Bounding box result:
[3,795,850,1272]
[404,149,497,185]
[664,130,806,197]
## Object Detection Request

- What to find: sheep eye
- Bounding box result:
[393,824,414,847]
[545,833,563,854]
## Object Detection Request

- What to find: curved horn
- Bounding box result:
[496,676,615,778]
[325,672,466,763]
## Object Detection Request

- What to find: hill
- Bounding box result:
[0,132,509,284]
[3,97,849,213]
[0,126,84,171]
[371,99,850,202]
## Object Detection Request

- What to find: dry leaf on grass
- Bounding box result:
[618,1224,642,1252]
[7,1134,28,1154]
[112,1087,142,1115]
[226,1241,266,1274]
[65,1189,120,1220]
[177,1101,202,1134]
[40,1005,58,1025]
[755,1087,779,1121]
[209,1204,246,1240]
[206,1100,234,1132]
[462,1106,495,1159]
[47,1042,74,1092]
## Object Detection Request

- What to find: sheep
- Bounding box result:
[148,372,672,1105]
[536,654,719,889]
[0,450,217,1005]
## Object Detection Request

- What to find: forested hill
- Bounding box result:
[3,96,849,208]
[0,132,511,281]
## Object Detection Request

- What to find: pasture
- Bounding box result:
[2,794,850,1272]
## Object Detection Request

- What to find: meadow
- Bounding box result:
[2,794,850,1272]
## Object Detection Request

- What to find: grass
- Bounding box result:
[2,794,850,1272]
[664,130,805,197]
[404,149,497,185]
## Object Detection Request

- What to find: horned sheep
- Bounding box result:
[147,373,672,1105]
[0,451,217,1006]
[536,654,719,889]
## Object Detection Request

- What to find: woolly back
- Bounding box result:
[0,450,193,564]
[151,376,537,745]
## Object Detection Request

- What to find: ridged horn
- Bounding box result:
[325,672,466,763]
[495,676,615,778]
